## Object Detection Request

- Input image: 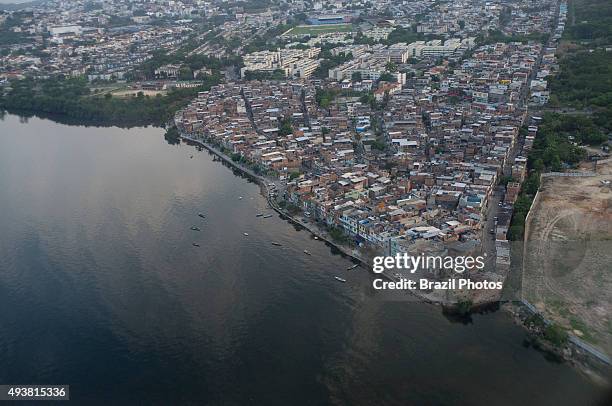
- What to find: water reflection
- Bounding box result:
[0,113,606,405]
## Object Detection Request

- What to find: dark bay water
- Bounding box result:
[0,113,606,405]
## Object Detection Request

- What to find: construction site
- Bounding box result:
[522,157,612,355]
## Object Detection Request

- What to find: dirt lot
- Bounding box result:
[522,159,612,353]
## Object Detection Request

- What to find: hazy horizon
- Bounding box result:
[0,0,36,4]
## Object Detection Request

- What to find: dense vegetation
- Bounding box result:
[132,50,241,81]
[565,0,612,44]
[549,50,612,131]
[479,29,549,45]
[385,27,422,45]
[311,50,352,80]
[0,11,32,46]
[506,111,607,240]
[164,126,181,144]
[507,175,539,241]
[243,69,286,81]
[529,113,604,171]
[549,0,612,130]
[0,76,220,127]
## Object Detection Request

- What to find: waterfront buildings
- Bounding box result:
[1,0,566,288]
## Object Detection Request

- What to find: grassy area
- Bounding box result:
[284,24,354,36]
[569,317,598,344]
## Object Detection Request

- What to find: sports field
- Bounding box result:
[283,24,354,36]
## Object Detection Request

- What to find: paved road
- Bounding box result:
[483,187,514,260]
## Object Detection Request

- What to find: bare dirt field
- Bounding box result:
[523,159,612,354]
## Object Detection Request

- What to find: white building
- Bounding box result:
[49,25,82,36]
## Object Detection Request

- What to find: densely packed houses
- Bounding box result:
[2,0,566,282]
[176,33,554,281]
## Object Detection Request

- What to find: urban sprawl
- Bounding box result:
[1,0,570,301]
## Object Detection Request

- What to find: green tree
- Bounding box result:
[385,61,398,72]
[278,116,293,136]
[498,175,515,186]
[379,72,396,82]
[179,67,193,80]
[544,324,568,347]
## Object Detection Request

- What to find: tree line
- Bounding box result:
[507,111,607,240]
[0,75,220,127]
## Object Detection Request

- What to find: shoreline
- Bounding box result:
[180,135,372,266]
[177,136,517,310]
[1,113,606,403]
[178,134,610,382]
[3,111,606,383]
[180,134,471,308]
[181,136,451,303]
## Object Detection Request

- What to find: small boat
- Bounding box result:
[243,232,249,236]
[239,196,243,200]
[190,155,194,159]
[198,213,205,218]
[271,242,282,246]
[313,236,319,240]
[190,226,201,231]
[192,242,200,247]
[256,213,264,217]
[263,214,273,218]
[303,250,311,255]
[334,276,347,283]
[347,264,359,270]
